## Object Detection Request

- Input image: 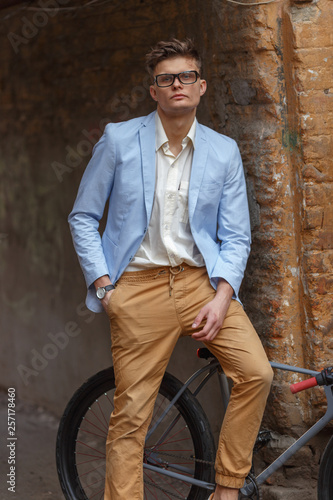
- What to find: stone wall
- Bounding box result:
[0,0,332,497]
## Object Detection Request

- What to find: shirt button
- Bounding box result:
[164,224,169,230]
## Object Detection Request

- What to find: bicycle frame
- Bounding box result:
[143,360,333,495]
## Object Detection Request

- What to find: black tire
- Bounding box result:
[318,434,333,500]
[56,367,216,500]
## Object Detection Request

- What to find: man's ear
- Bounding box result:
[150,85,158,102]
[200,79,207,97]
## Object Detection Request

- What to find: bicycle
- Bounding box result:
[56,348,333,500]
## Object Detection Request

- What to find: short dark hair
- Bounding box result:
[145,38,202,78]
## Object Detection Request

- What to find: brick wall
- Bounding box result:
[204,1,332,496]
[0,0,332,497]
[205,0,333,428]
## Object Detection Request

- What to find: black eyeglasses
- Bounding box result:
[154,70,200,88]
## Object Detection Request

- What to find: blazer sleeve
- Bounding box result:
[210,141,251,296]
[68,124,116,290]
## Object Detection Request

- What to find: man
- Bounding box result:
[69,39,273,500]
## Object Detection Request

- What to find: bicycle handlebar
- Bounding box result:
[290,367,333,394]
[290,377,317,394]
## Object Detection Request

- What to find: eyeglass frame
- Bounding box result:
[153,70,200,88]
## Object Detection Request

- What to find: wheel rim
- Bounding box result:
[73,386,203,499]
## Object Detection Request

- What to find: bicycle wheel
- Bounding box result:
[318,434,333,500]
[56,367,216,500]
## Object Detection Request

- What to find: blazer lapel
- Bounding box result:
[139,112,156,222]
[189,123,208,221]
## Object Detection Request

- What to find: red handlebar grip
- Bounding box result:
[290,377,318,394]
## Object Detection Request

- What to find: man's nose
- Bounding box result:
[172,76,183,87]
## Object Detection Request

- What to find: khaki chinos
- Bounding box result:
[104,264,273,499]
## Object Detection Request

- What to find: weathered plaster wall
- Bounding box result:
[0,0,332,497]
[0,0,210,409]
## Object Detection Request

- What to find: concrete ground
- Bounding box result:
[0,391,63,500]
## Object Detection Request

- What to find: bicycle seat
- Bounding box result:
[197,347,217,360]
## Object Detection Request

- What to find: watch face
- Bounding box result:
[96,287,105,299]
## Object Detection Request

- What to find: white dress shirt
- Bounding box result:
[127,113,204,271]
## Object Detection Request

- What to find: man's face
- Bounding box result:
[149,56,207,117]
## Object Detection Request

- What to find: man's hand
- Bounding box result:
[191,279,233,342]
[100,290,114,313]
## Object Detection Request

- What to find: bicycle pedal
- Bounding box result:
[254,429,272,453]
[239,473,260,499]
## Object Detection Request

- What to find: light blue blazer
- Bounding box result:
[68,111,251,313]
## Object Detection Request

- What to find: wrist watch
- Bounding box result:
[96,284,115,300]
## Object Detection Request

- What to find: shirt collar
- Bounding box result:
[155,112,197,151]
